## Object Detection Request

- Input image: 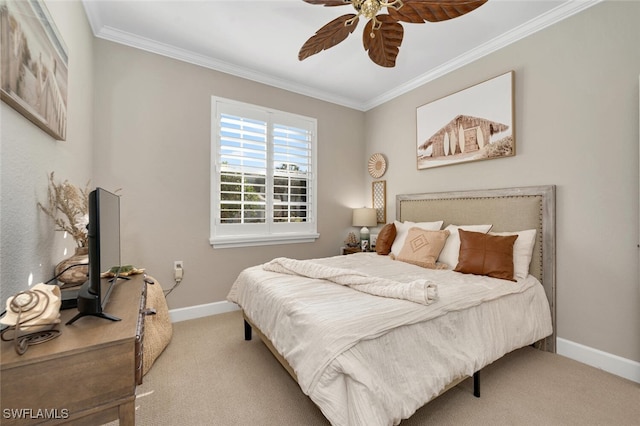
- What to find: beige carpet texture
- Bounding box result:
[111,310,639,425]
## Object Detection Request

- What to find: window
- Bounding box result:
[210,97,318,248]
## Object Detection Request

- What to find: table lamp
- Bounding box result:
[352,208,377,251]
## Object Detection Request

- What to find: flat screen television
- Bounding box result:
[66,188,122,325]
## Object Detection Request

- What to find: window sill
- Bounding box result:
[210,233,320,249]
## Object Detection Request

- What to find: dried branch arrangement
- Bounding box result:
[38,172,90,248]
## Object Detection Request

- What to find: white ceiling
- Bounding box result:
[81,0,601,111]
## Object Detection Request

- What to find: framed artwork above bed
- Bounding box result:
[416,71,514,170]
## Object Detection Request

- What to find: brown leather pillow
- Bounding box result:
[454,229,517,281]
[375,223,397,255]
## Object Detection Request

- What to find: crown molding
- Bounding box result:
[83,0,602,112]
[95,24,364,110]
[81,0,103,35]
[363,0,604,110]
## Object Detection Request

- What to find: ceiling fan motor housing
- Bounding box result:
[351,0,404,19]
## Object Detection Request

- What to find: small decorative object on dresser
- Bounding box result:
[54,247,89,287]
[38,173,91,287]
[0,283,62,355]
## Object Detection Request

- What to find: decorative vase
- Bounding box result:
[55,247,89,288]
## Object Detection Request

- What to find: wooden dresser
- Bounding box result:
[1,274,148,425]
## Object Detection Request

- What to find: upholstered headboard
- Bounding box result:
[397,185,556,352]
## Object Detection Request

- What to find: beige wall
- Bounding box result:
[0,0,94,303]
[91,39,366,309]
[365,1,640,362]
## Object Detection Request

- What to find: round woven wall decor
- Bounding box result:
[368,153,387,178]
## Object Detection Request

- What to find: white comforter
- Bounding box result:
[227,253,553,426]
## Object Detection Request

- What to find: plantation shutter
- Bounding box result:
[211,97,318,248]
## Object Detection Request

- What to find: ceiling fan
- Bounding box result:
[298,0,488,68]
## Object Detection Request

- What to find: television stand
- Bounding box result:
[64,279,121,325]
[66,310,121,325]
[1,274,148,425]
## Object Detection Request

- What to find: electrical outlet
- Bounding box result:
[174,261,184,282]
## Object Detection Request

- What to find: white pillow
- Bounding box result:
[438,224,493,268]
[490,229,537,280]
[391,220,444,257]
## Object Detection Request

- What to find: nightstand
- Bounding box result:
[342,246,362,255]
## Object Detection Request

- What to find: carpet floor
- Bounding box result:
[116,310,639,425]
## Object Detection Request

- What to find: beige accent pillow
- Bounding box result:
[396,228,450,269]
[490,229,537,280]
[437,224,493,268]
[375,223,397,255]
[390,220,444,257]
[454,229,517,282]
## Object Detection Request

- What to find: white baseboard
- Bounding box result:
[168,304,640,385]
[557,337,640,384]
[169,300,239,323]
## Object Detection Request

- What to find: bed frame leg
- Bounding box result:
[473,371,480,398]
[244,319,252,341]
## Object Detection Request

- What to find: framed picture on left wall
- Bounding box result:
[0,0,68,140]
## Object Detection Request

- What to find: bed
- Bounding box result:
[227,185,556,426]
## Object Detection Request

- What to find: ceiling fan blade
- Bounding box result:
[302,0,352,6]
[389,0,488,23]
[299,14,359,61]
[362,15,404,68]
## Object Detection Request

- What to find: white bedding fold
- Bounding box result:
[262,257,438,305]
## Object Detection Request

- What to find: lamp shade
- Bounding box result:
[352,208,377,227]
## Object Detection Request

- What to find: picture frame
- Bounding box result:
[1,0,69,140]
[370,233,378,249]
[416,71,514,170]
[372,180,386,224]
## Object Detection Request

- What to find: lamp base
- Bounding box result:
[360,226,370,251]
